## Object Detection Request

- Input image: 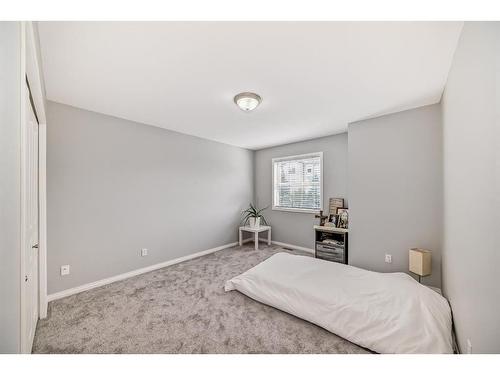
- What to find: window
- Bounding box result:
[272,152,323,213]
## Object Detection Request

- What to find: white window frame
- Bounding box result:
[272,152,323,214]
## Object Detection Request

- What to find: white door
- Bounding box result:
[23,84,39,353]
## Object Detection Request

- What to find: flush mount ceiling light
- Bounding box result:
[234,92,262,112]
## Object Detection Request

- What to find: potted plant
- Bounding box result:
[242,204,268,228]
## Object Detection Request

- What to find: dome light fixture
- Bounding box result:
[234,92,262,112]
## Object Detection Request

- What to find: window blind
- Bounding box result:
[273,153,322,211]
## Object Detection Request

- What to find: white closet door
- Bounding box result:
[23,84,39,353]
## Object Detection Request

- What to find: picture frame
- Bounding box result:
[336,208,349,229]
[329,198,344,215]
[327,213,337,227]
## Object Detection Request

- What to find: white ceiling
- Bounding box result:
[38,22,463,150]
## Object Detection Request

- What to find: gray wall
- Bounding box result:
[0,22,21,353]
[47,101,254,294]
[255,133,348,249]
[441,22,500,353]
[348,104,443,287]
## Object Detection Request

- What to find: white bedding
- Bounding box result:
[225,252,453,354]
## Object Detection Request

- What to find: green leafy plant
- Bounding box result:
[242,203,269,226]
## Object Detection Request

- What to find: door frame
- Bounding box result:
[20,21,48,353]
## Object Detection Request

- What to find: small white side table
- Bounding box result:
[239,226,271,250]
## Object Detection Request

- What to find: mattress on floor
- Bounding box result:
[225,252,453,354]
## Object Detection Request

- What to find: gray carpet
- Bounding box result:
[33,244,368,353]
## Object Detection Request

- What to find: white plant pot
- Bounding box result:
[249,217,261,228]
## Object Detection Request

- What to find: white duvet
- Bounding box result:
[225,252,453,354]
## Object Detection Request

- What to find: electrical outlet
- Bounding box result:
[466,338,472,354]
[141,248,148,257]
[385,254,392,263]
[60,265,70,276]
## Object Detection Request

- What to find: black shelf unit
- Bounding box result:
[314,226,348,264]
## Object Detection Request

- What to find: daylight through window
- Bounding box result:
[272,152,322,212]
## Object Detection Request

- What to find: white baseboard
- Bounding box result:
[270,240,315,254]
[47,241,239,302]
[47,238,313,303]
[243,236,314,254]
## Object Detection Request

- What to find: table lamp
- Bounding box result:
[409,248,431,283]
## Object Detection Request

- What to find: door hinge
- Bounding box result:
[32,243,39,249]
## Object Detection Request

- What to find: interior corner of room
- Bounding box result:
[1,20,498,355]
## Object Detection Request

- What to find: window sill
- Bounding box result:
[272,206,321,214]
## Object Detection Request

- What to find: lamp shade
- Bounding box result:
[409,248,431,276]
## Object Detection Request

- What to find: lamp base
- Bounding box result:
[409,271,424,284]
